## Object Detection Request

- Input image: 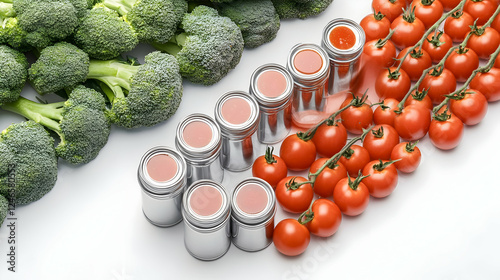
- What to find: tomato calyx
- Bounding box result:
[286,177,304,191]
[347,172,370,191]
[433,107,452,121]
[426,31,446,47]
[410,89,429,101]
[375,29,395,49]
[372,159,400,172]
[373,11,386,21]
[470,22,486,36]
[456,45,470,55]
[405,141,419,153]
[264,146,277,164]
[420,0,435,6]
[386,68,402,80]
[371,126,385,138]
[402,6,418,23]
[447,89,473,101]
[409,48,425,59]
[451,10,463,19]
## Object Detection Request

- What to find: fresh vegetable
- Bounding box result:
[463,0,496,26]
[444,47,479,83]
[404,89,433,110]
[275,176,314,213]
[470,68,500,102]
[360,12,391,42]
[449,89,488,125]
[273,218,310,256]
[422,31,453,63]
[303,199,342,237]
[396,47,433,81]
[362,160,399,198]
[390,7,426,50]
[412,0,444,29]
[252,147,287,188]
[0,44,28,106]
[279,133,316,171]
[419,67,457,103]
[339,145,371,177]
[375,67,411,101]
[373,98,399,126]
[362,30,397,69]
[390,141,421,173]
[312,120,347,158]
[393,104,431,140]
[440,0,462,10]
[371,0,406,22]
[271,0,333,19]
[333,174,370,216]
[429,109,464,150]
[443,11,474,43]
[339,94,373,135]
[467,26,500,60]
[0,195,7,227]
[309,158,347,198]
[362,124,400,161]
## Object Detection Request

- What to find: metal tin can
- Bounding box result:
[249,63,294,144]
[321,18,365,94]
[286,43,331,127]
[230,177,277,252]
[214,91,260,172]
[182,180,231,261]
[138,146,187,227]
[175,113,224,186]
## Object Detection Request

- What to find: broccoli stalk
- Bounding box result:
[87,59,138,102]
[102,0,135,15]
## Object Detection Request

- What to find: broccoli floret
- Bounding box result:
[0,195,7,227]
[0,45,28,106]
[29,42,90,95]
[152,5,244,85]
[2,86,111,164]
[217,0,280,48]
[271,0,333,19]
[73,4,139,60]
[0,18,31,51]
[87,51,183,128]
[0,121,58,205]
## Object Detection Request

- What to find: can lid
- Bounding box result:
[231,177,276,225]
[214,91,260,138]
[321,18,365,62]
[175,113,222,160]
[249,64,294,108]
[182,180,230,228]
[286,43,330,84]
[138,146,186,195]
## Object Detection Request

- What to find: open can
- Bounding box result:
[138,146,187,227]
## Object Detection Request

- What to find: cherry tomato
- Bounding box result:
[333,175,370,216]
[404,89,433,110]
[495,55,500,68]
[444,47,479,83]
[422,31,453,63]
[464,0,496,26]
[374,98,400,127]
[339,95,373,135]
[444,11,475,43]
[429,110,464,150]
[360,12,391,42]
[362,124,400,161]
[390,141,421,173]
[449,89,488,125]
[375,67,412,101]
[467,27,500,60]
[275,176,314,214]
[394,104,431,140]
[396,47,433,81]
[493,13,500,34]
[470,68,500,102]
[312,121,347,158]
[310,158,348,198]
[279,134,316,171]
[252,147,288,188]
[362,37,397,69]
[412,0,444,29]
[273,219,310,256]
[419,68,457,104]
[362,160,399,198]
[305,199,342,238]
[440,0,462,10]
[391,9,426,50]
[372,0,407,22]
[339,145,371,177]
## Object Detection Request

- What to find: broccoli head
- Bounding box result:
[73,4,139,60]
[2,86,111,164]
[87,51,183,128]
[29,42,90,95]
[0,195,7,227]
[0,121,58,205]
[217,0,280,48]
[152,5,244,85]
[0,44,28,106]
[271,0,333,19]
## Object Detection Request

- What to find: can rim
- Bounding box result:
[175,113,222,160]
[214,91,260,138]
[249,63,294,107]
[321,18,365,62]
[286,43,330,84]
[231,177,277,225]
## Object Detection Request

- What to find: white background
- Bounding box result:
[1,0,500,279]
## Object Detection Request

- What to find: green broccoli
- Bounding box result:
[2,86,111,164]
[0,45,28,106]
[0,195,7,227]
[271,0,333,19]
[0,120,58,205]
[152,5,244,85]
[29,42,90,95]
[217,0,280,48]
[0,17,31,51]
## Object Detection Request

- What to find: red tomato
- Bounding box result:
[419,68,457,104]
[390,9,426,50]
[279,134,316,171]
[404,89,433,111]
[444,47,479,83]
[496,55,500,68]
[360,12,392,42]
[467,27,500,59]
[429,110,464,150]
[444,11,475,43]
[493,13,500,33]
[372,0,407,22]
[396,47,433,81]
[422,31,454,63]
[362,38,397,69]
[375,67,412,101]
[374,98,400,127]
[449,89,488,125]
[390,141,422,173]
[362,124,400,161]
[339,96,374,135]
[333,176,370,216]
[312,121,347,158]
[309,158,347,198]
[394,104,431,140]
[412,0,444,29]
[470,68,500,102]
[362,160,399,198]
[464,0,496,26]
[275,176,314,213]
[305,199,342,238]
[252,147,288,188]
[440,0,462,10]
[273,219,310,256]
[339,145,371,177]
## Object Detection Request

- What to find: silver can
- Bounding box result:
[230,177,277,252]
[182,180,231,261]
[175,113,224,186]
[321,18,365,95]
[214,91,260,172]
[249,64,294,144]
[138,146,187,227]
